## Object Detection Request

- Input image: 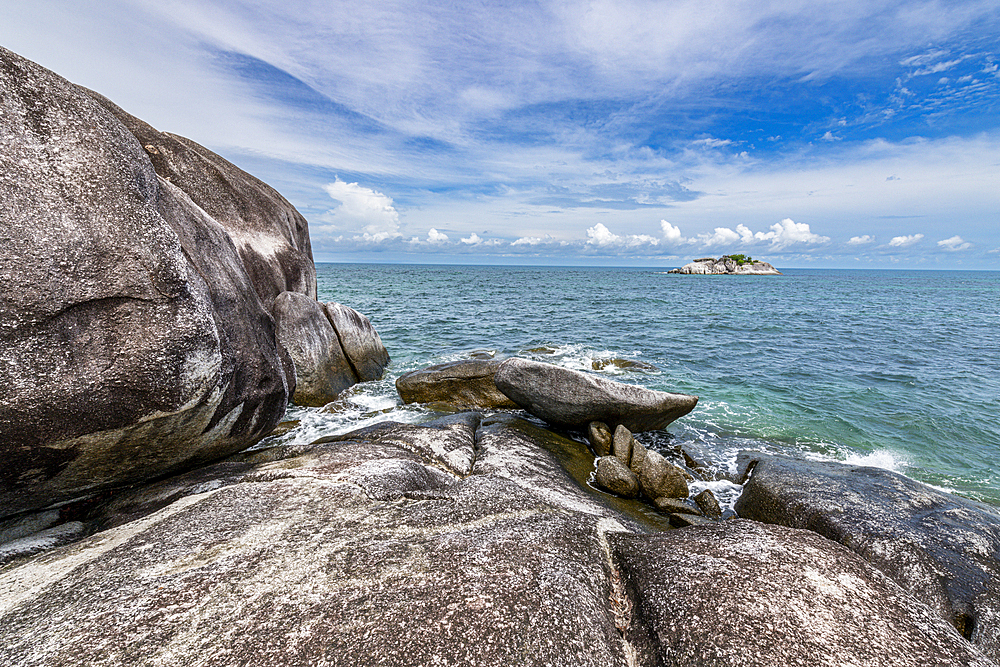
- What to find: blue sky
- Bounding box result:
[3,1,999,268]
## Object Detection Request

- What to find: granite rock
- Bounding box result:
[735,453,1000,659]
[494,358,698,432]
[395,359,516,409]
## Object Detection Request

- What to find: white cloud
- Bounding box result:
[461,232,483,245]
[820,131,841,142]
[754,219,830,249]
[512,236,544,246]
[692,137,733,148]
[693,227,742,248]
[848,235,875,245]
[427,228,449,243]
[586,223,659,248]
[324,178,401,242]
[586,223,620,246]
[889,234,924,247]
[736,224,755,243]
[661,220,683,242]
[937,235,972,251]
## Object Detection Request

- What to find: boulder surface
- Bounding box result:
[494,358,698,432]
[323,302,391,382]
[610,520,996,667]
[735,453,1000,660]
[0,46,293,518]
[396,359,517,409]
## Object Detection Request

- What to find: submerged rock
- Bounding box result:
[610,520,996,667]
[494,358,698,432]
[0,46,294,519]
[735,453,1000,660]
[693,488,723,520]
[395,359,517,409]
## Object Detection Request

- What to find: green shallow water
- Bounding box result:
[303,264,1000,507]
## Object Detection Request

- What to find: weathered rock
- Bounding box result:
[629,439,647,475]
[494,358,698,432]
[323,302,390,382]
[594,457,640,499]
[81,91,316,309]
[0,414,665,667]
[635,449,689,500]
[652,497,702,515]
[667,512,716,528]
[734,453,1000,658]
[0,46,293,519]
[587,421,613,457]
[612,424,634,467]
[395,359,517,409]
[693,488,723,520]
[273,291,357,406]
[610,520,996,667]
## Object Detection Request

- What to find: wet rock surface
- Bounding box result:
[610,520,996,667]
[396,359,517,409]
[735,453,1000,660]
[494,357,698,432]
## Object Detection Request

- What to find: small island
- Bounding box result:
[669,254,782,275]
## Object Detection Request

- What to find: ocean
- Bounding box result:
[274,264,1000,509]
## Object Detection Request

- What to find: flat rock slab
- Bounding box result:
[493,358,697,432]
[396,359,518,409]
[734,453,1000,661]
[610,520,995,667]
[0,415,645,667]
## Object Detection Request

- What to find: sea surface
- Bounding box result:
[273,264,1000,509]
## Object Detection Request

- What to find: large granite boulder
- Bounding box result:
[0,47,294,519]
[610,520,995,667]
[82,89,316,309]
[273,292,357,406]
[3,417,993,666]
[396,359,517,409]
[734,453,1000,660]
[494,357,698,431]
[323,302,390,382]
[0,414,657,667]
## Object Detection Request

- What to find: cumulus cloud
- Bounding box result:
[848,235,875,245]
[660,220,683,243]
[586,223,659,248]
[889,234,924,247]
[324,178,401,242]
[586,223,619,246]
[512,236,544,246]
[753,219,830,249]
[693,227,742,247]
[937,235,972,251]
[461,232,483,245]
[427,228,449,243]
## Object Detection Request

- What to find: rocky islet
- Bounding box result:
[3,46,1000,666]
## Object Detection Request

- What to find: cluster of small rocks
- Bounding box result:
[589,422,724,526]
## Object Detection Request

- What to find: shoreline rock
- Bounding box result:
[396,359,517,409]
[494,357,698,432]
[735,453,1000,660]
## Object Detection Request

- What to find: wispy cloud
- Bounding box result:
[937,235,972,251]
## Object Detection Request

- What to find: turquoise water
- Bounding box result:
[289,264,1000,507]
